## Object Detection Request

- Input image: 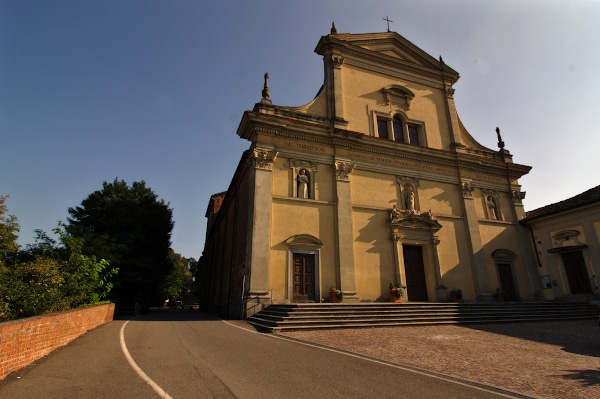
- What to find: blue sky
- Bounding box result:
[2,0,600,259]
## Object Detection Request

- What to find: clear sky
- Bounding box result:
[2,0,599,259]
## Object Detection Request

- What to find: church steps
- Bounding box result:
[247,302,599,332]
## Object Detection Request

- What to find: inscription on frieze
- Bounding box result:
[282,141,327,153]
[349,152,457,176]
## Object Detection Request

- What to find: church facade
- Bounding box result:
[198,26,537,318]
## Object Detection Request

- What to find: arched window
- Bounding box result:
[393,117,404,143]
[372,112,426,146]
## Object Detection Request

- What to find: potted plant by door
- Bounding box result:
[330,285,343,303]
[449,288,462,302]
[495,288,506,302]
[389,282,405,303]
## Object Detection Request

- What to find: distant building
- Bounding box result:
[520,185,600,300]
[198,26,537,318]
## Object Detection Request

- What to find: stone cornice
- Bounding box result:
[238,111,531,183]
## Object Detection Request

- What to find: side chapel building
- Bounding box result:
[520,185,600,300]
[198,25,539,318]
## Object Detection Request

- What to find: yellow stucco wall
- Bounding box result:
[270,199,336,301]
[435,218,476,299]
[351,169,397,208]
[352,208,395,299]
[419,181,461,217]
[341,64,449,150]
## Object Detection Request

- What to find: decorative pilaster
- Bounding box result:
[334,160,355,181]
[439,56,464,151]
[390,233,403,287]
[334,159,357,300]
[459,179,491,299]
[512,189,526,205]
[246,147,277,297]
[461,179,476,199]
[332,55,344,69]
[325,51,346,126]
[250,147,278,170]
[432,237,442,278]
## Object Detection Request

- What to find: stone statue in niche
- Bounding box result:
[297,169,309,199]
[403,185,417,213]
[487,196,497,220]
[405,188,415,211]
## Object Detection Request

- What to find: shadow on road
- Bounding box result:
[116,307,249,324]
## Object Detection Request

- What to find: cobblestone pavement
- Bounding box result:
[281,320,600,399]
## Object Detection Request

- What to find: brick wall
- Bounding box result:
[0,303,115,380]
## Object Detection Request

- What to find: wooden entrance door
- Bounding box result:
[403,245,428,301]
[561,251,591,294]
[292,253,315,302]
[497,263,517,301]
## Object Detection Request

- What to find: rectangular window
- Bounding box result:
[377,119,388,139]
[408,124,419,145]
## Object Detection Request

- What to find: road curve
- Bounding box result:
[0,309,527,399]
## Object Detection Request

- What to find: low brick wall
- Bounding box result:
[0,303,115,380]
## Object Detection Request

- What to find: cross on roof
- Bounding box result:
[383,16,393,32]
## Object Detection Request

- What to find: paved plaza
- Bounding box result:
[281,319,600,399]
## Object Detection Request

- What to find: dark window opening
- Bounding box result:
[408,124,419,145]
[377,119,388,139]
[393,117,404,143]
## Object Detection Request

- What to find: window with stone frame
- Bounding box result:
[408,123,420,146]
[373,112,425,146]
[393,117,404,143]
[377,118,389,140]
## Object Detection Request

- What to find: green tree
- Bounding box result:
[0,198,116,321]
[0,195,20,267]
[66,179,174,309]
[159,249,193,303]
[1,257,69,320]
[57,227,118,307]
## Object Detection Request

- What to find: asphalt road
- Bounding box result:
[0,309,528,399]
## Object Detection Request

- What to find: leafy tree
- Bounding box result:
[1,256,69,320]
[1,196,116,321]
[57,227,118,307]
[66,179,174,309]
[159,249,193,303]
[0,224,115,322]
[0,195,20,267]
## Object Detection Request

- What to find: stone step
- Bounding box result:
[247,302,599,332]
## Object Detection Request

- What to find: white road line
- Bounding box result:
[119,319,173,399]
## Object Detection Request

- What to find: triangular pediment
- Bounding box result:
[352,38,433,67]
[316,32,458,81]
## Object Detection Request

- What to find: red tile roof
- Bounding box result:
[520,185,600,222]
